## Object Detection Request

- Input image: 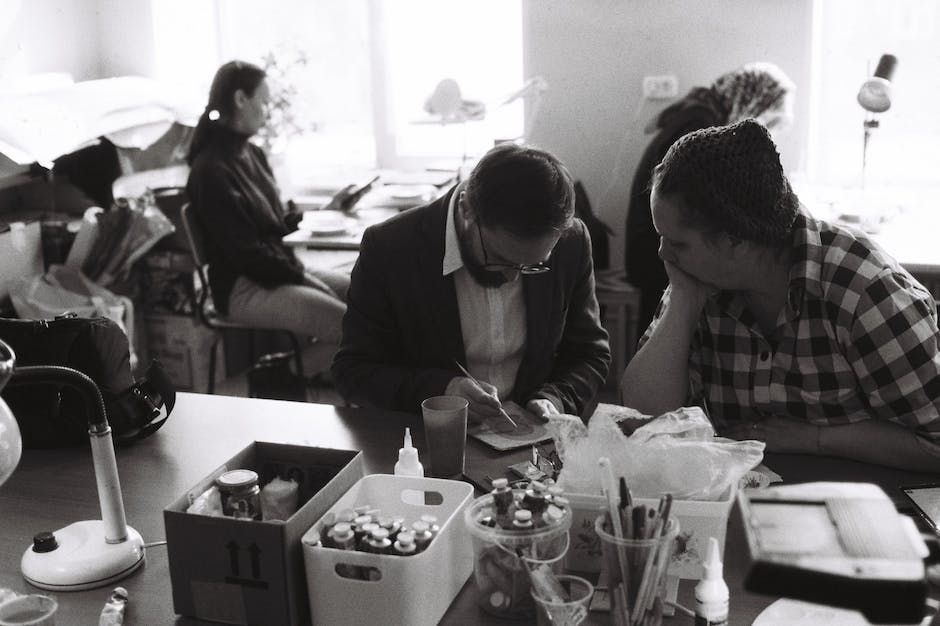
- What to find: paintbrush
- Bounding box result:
[453,360,518,428]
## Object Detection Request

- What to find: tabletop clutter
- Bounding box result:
[163,406,767,625]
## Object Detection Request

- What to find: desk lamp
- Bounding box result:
[0,340,22,486]
[857,54,898,187]
[3,359,144,591]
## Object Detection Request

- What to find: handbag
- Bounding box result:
[0,315,175,448]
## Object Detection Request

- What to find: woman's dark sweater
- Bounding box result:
[186,125,303,314]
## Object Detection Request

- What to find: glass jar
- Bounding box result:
[216,469,261,520]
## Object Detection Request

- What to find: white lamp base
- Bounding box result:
[21,520,145,591]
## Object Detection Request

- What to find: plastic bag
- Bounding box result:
[550,406,765,501]
[82,191,175,287]
[9,265,137,369]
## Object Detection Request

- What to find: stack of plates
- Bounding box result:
[298,211,354,236]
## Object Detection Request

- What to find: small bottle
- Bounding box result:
[393,530,417,556]
[216,469,262,520]
[411,520,433,552]
[331,523,356,551]
[419,513,440,538]
[329,523,360,580]
[512,509,534,530]
[352,515,374,544]
[491,478,514,528]
[522,481,548,518]
[394,427,424,476]
[325,522,353,549]
[542,503,565,527]
[694,537,729,626]
[364,527,393,554]
[377,515,402,541]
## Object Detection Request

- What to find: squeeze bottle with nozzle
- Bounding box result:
[694,536,729,626]
[394,427,424,477]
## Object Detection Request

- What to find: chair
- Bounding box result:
[594,268,642,393]
[180,203,305,394]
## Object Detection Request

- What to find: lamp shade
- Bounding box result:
[857,54,898,113]
[0,339,22,486]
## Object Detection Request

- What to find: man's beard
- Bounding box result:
[456,230,510,288]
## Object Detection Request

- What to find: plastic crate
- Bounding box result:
[301,475,474,626]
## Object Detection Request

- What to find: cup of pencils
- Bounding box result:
[594,509,679,626]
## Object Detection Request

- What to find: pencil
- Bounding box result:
[453,361,518,428]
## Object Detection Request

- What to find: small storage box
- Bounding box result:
[565,484,737,579]
[164,442,363,625]
[302,475,474,626]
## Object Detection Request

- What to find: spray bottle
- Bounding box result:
[694,536,729,626]
[394,427,424,477]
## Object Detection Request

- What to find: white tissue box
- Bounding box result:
[564,484,737,579]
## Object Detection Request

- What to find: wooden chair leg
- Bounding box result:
[207,336,219,394]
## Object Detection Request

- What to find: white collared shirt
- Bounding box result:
[442,185,526,400]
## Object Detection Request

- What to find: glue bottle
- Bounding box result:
[394,427,424,477]
[694,537,729,626]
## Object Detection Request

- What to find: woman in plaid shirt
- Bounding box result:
[621,119,940,472]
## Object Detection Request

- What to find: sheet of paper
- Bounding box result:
[468,400,552,451]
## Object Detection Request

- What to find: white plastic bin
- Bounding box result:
[301,474,473,626]
[565,484,737,579]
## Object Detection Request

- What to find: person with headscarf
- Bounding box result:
[625,62,796,334]
[620,119,940,472]
[186,60,350,358]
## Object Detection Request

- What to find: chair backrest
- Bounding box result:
[180,202,209,268]
[179,203,215,324]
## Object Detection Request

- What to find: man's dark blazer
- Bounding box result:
[331,186,611,416]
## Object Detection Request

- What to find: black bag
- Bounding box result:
[247,351,306,402]
[0,315,175,448]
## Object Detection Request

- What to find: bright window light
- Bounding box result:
[809,0,940,187]
[149,0,523,171]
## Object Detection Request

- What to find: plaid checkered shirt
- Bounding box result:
[642,209,940,443]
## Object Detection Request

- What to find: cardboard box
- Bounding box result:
[165,442,364,625]
[565,484,737,579]
[302,475,474,626]
[144,313,223,391]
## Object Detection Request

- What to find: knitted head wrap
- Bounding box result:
[711,62,794,124]
[654,118,798,246]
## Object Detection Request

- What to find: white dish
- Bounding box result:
[298,211,354,236]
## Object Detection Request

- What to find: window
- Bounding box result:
[150,0,523,172]
[808,0,940,187]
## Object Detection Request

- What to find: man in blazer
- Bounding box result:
[332,143,610,423]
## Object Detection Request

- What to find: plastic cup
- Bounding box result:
[421,395,468,478]
[531,574,594,626]
[594,515,679,626]
[464,491,572,619]
[0,594,58,626]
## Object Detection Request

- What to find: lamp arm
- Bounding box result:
[6,365,129,543]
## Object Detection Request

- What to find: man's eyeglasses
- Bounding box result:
[475,221,550,275]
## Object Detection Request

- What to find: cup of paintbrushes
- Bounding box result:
[594,515,679,626]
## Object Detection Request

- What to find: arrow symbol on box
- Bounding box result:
[248,543,262,579]
[227,540,240,577]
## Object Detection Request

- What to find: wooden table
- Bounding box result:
[1,392,937,624]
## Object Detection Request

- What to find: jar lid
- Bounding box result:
[216,469,259,489]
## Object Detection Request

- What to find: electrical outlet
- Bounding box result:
[642,75,679,100]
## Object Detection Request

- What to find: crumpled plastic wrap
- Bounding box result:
[548,406,765,501]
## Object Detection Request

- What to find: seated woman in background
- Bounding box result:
[625,62,796,334]
[186,60,350,360]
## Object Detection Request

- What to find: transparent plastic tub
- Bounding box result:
[464,491,572,619]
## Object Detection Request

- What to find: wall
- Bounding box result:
[94,0,156,78]
[0,0,98,82]
[523,0,814,271]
